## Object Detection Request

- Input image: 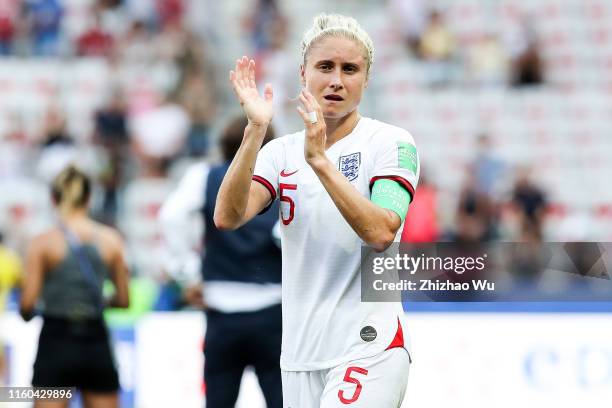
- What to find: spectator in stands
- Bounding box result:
[466,32,509,87]
[243,0,287,54]
[156,24,214,159]
[449,170,497,242]
[472,133,506,199]
[97,0,121,8]
[0,0,20,55]
[507,240,545,289]
[175,28,207,75]
[123,0,156,29]
[511,41,544,87]
[175,68,216,157]
[0,231,22,385]
[129,93,190,178]
[509,17,544,87]
[95,0,127,38]
[39,107,71,148]
[155,18,194,64]
[94,90,129,224]
[418,10,456,86]
[511,167,547,241]
[401,171,439,242]
[0,113,30,178]
[95,90,129,148]
[256,16,294,136]
[25,0,63,56]
[117,20,154,63]
[159,116,282,408]
[76,8,115,58]
[389,0,427,55]
[20,165,129,408]
[36,107,79,182]
[156,0,184,31]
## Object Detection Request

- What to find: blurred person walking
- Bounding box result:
[20,165,129,408]
[160,116,282,408]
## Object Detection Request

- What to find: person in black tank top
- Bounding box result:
[20,165,130,408]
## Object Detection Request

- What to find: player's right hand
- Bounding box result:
[230,56,274,127]
[182,284,206,310]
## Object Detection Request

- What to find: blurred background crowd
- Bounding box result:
[1,0,611,313]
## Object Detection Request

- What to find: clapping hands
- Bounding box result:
[229,56,274,127]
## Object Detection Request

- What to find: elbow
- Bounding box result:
[117,294,130,309]
[117,288,131,309]
[366,231,396,253]
[213,211,240,231]
[366,211,402,253]
[19,306,34,322]
[213,217,232,231]
[371,239,394,253]
[111,295,130,309]
[213,195,247,231]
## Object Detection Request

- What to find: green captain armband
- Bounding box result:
[371,178,411,223]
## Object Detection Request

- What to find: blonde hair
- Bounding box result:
[51,165,91,213]
[301,13,375,76]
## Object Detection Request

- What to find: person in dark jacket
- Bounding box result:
[160,116,282,407]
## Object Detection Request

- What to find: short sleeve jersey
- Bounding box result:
[253,117,419,371]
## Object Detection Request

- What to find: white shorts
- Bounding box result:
[281,347,410,408]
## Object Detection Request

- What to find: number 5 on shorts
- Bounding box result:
[338,366,369,404]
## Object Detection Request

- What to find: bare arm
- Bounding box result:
[298,89,401,252]
[107,231,130,309]
[310,159,401,252]
[20,237,46,321]
[214,56,275,230]
[214,125,274,230]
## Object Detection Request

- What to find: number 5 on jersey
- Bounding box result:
[279,183,297,225]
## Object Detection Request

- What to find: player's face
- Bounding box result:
[301,36,369,120]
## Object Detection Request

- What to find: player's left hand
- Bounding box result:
[297,88,327,167]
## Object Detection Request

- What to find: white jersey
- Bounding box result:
[253,117,419,371]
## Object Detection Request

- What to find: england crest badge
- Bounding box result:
[339,152,361,181]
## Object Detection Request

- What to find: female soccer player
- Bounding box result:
[215,14,419,407]
[20,165,129,408]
